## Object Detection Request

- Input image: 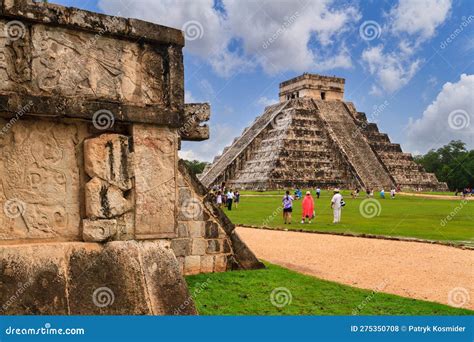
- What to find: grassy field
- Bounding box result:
[225,190,473,244]
[186,263,473,315]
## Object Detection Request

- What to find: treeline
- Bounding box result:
[414,140,474,191]
[182,159,209,176]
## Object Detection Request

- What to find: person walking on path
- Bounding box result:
[226,189,234,210]
[234,190,240,208]
[390,188,396,199]
[316,187,321,199]
[380,188,385,199]
[216,191,223,207]
[282,190,294,224]
[301,191,315,224]
[331,188,343,223]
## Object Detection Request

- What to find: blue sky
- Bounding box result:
[53,0,473,161]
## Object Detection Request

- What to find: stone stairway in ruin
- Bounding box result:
[199,101,290,187]
[314,100,395,189]
[345,104,448,191]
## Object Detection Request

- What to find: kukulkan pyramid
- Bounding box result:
[200,74,447,191]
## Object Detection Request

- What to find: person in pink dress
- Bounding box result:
[301,191,315,224]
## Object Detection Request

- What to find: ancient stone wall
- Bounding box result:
[0,0,262,315]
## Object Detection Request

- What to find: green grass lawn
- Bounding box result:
[226,190,473,244]
[186,263,473,315]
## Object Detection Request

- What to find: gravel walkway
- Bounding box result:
[237,227,473,309]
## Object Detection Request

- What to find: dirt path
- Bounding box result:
[237,227,473,309]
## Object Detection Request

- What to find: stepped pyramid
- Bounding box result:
[199,74,447,191]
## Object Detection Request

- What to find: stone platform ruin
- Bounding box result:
[200,73,448,191]
[0,0,263,315]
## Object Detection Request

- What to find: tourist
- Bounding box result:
[294,188,302,200]
[331,188,343,223]
[365,188,370,198]
[282,190,294,224]
[316,187,321,199]
[226,189,234,210]
[355,188,360,198]
[216,191,223,207]
[390,188,396,199]
[301,191,315,224]
[380,188,385,199]
[234,190,240,208]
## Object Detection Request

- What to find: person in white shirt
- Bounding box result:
[390,188,396,199]
[226,189,234,210]
[331,188,343,223]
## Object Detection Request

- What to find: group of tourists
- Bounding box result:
[283,188,345,225]
[455,187,474,198]
[212,184,240,211]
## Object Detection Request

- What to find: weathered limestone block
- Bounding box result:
[0,120,87,241]
[0,240,196,315]
[188,221,205,238]
[133,124,177,239]
[170,238,191,257]
[191,238,207,256]
[82,219,117,242]
[205,221,219,238]
[84,134,132,191]
[85,177,132,219]
[116,212,135,241]
[200,255,215,273]
[184,255,201,275]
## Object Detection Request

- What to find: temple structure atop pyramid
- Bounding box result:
[199,74,447,191]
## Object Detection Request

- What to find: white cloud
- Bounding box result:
[185,90,198,103]
[257,96,277,107]
[362,45,422,93]
[405,74,474,154]
[98,0,360,77]
[389,0,452,40]
[179,123,237,162]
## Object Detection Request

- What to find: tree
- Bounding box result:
[182,159,209,176]
[414,141,474,190]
